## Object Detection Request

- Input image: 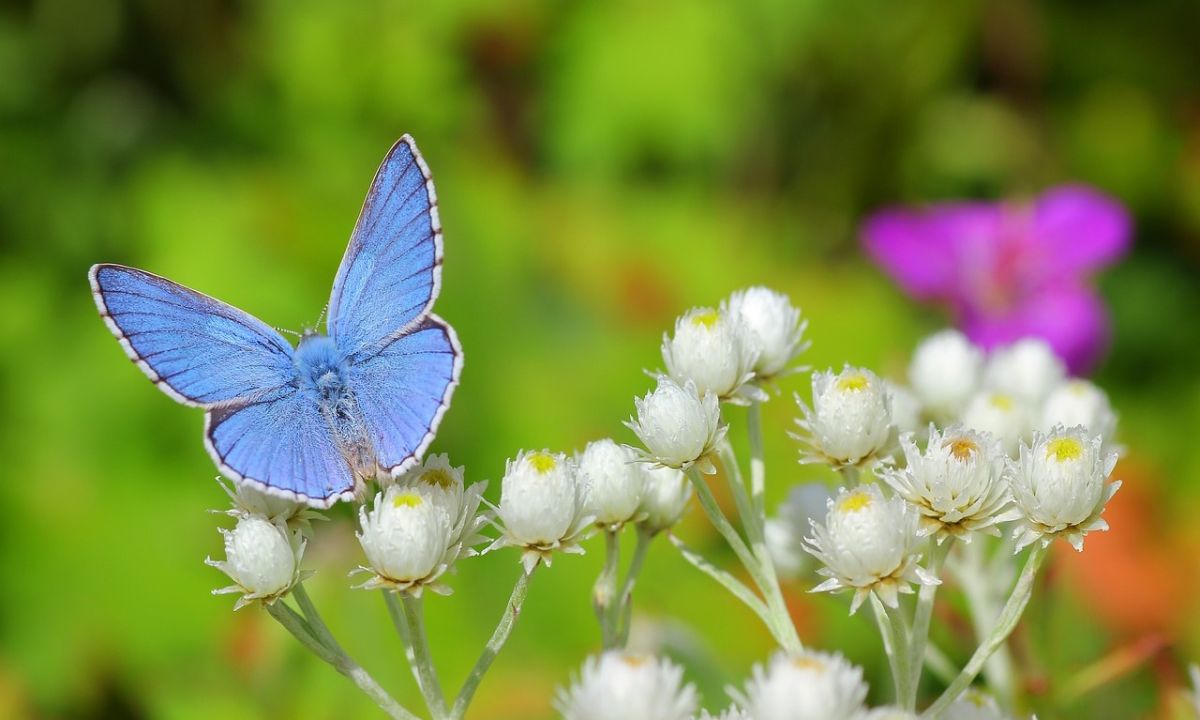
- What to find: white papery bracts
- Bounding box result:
[725,286,809,384]
[354,454,487,595]
[662,306,761,404]
[732,650,868,720]
[578,438,647,529]
[207,513,307,610]
[794,366,894,469]
[490,449,592,573]
[555,651,699,720]
[908,329,983,422]
[880,426,1019,542]
[638,464,693,535]
[627,376,726,474]
[804,484,938,613]
[1007,426,1120,552]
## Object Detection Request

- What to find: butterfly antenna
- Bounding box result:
[275,325,303,339]
[316,304,329,331]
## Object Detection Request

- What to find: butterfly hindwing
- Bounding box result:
[347,315,462,474]
[90,264,296,406]
[205,387,356,506]
[328,135,442,359]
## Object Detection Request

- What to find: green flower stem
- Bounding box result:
[593,529,621,648]
[451,567,535,720]
[924,546,1047,718]
[720,439,804,654]
[871,594,913,706]
[400,594,449,719]
[746,402,767,517]
[957,539,1017,703]
[906,538,954,709]
[615,526,654,648]
[685,465,766,589]
[266,600,419,720]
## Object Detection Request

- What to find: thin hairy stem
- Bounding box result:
[451,567,535,719]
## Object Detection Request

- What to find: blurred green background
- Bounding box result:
[3,0,1200,718]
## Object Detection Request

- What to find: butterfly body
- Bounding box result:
[91,136,461,508]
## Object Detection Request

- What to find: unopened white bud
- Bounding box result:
[805,485,938,614]
[738,650,868,720]
[662,307,757,401]
[494,450,590,572]
[795,366,893,468]
[1040,380,1117,447]
[961,391,1029,456]
[638,465,692,534]
[556,651,699,720]
[908,330,983,420]
[207,514,302,609]
[627,376,726,473]
[725,286,809,380]
[984,338,1066,408]
[356,484,453,592]
[578,439,646,526]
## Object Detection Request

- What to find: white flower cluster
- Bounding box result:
[764,330,1123,614]
[630,288,809,473]
[557,650,1031,720]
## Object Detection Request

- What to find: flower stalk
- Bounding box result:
[451,566,536,719]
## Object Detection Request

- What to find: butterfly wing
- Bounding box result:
[205,388,356,506]
[347,315,462,474]
[326,136,463,477]
[91,263,355,505]
[327,135,443,359]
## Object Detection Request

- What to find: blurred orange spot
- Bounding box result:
[1057,457,1197,636]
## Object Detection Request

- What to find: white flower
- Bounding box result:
[395,453,465,522]
[217,477,321,533]
[735,650,868,720]
[804,485,939,613]
[358,455,489,593]
[578,439,646,527]
[725,286,809,382]
[1008,426,1120,552]
[662,306,759,403]
[983,338,1066,409]
[961,390,1030,456]
[638,465,693,534]
[555,651,699,720]
[886,382,922,435]
[627,376,726,474]
[908,329,983,420]
[207,514,305,610]
[880,426,1019,542]
[493,450,591,573]
[942,690,1008,720]
[765,483,832,578]
[794,366,893,468]
[1040,380,1118,450]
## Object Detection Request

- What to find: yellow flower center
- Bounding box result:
[944,437,979,461]
[989,393,1014,411]
[1046,437,1083,463]
[392,491,423,508]
[838,490,872,513]
[791,656,826,671]
[528,452,557,473]
[421,468,455,489]
[620,654,649,668]
[837,373,869,392]
[690,309,720,328]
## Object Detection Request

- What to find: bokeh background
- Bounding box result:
[3,0,1200,718]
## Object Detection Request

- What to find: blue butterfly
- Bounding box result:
[89,136,462,508]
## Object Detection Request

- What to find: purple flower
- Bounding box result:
[862,185,1131,374]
